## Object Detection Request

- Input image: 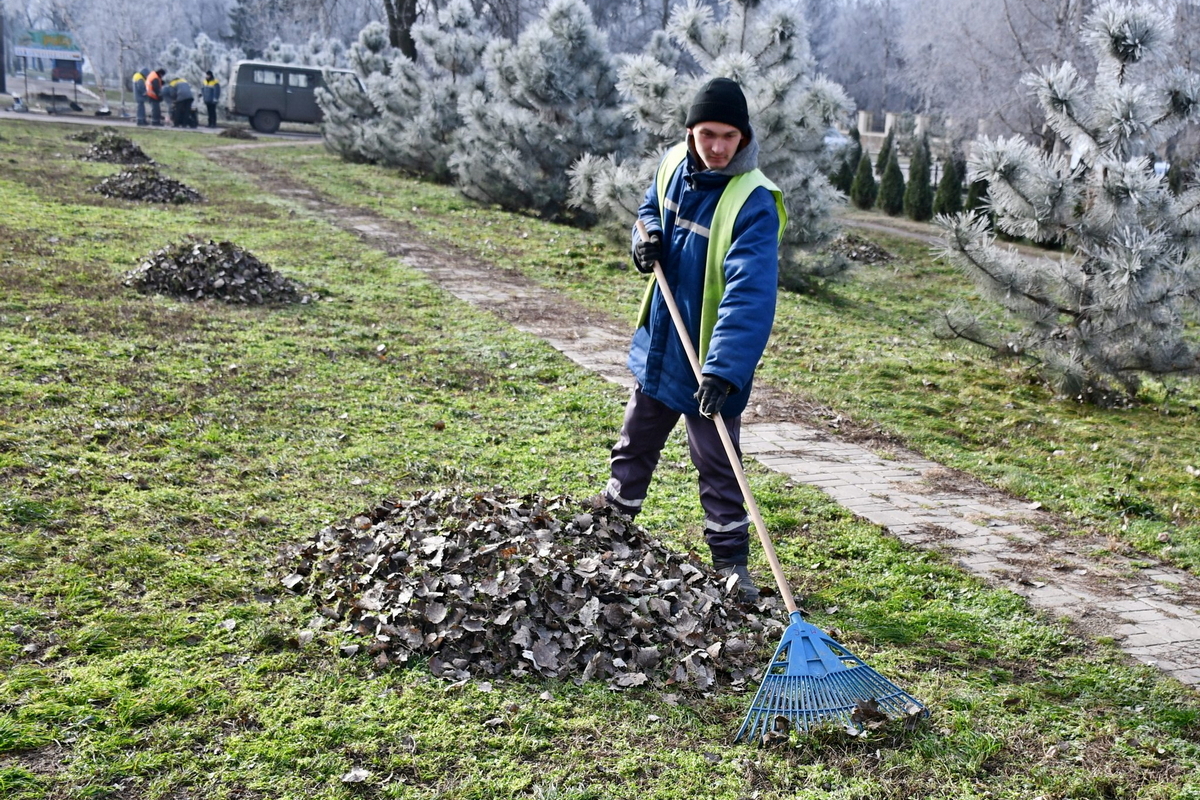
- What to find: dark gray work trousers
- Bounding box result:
[603,386,751,565]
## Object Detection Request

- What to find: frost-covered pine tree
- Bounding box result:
[356,0,489,181]
[300,34,348,68]
[260,38,300,65]
[157,34,245,88]
[450,0,634,221]
[938,1,1200,402]
[569,0,851,285]
[317,23,398,162]
[258,35,347,68]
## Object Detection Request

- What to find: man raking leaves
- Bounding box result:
[595,77,785,601]
[600,77,928,739]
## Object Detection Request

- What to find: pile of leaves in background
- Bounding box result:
[218,127,257,140]
[92,164,202,204]
[824,232,894,264]
[124,237,308,304]
[281,490,783,690]
[75,131,154,164]
[67,126,119,143]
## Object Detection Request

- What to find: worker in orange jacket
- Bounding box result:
[145,69,165,126]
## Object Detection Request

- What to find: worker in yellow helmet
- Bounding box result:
[167,76,196,128]
[202,70,221,128]
[132,69,148,126]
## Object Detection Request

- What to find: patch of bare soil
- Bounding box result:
[911,466,1012,500]
[218,127,257,140]
[1,742,67,778]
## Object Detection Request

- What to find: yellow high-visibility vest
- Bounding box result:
[638,141,787,361]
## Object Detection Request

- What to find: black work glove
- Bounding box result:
[634,231,662,274]
[695,375,734,417]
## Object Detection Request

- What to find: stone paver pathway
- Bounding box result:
[217,151,1200,689]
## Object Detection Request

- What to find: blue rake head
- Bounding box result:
[735,612,928,743]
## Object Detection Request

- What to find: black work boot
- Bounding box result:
[713,560,761,603]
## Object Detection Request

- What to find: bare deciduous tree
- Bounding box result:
[380,0,419,58]
[820,0,913,118]
[900,0,1092,144]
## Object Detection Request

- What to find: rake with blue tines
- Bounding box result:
[635,220,929,742]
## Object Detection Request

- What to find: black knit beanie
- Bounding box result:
[685,77,750,137]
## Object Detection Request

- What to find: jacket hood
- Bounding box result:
[687,124,760,177]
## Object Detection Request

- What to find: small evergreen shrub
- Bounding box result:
[875,128,895,176]
[849,152,877,210]
[903,135,933,221]
[933,155,964,216]
[877,151,905,216]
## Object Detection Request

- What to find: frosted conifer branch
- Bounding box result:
[668,0,723,66]
[1025,63,1098,157]
[1083,1,1170,69]
[1159,68,1200,125]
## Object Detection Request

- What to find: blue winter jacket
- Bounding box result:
[628,131,781,417]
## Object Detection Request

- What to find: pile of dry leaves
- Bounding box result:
[67,127,118,143]
[281,490,784,691]
[124,237,306,304]
[76,131,154,164]
[824,233,894,264]
[93,164,203,204]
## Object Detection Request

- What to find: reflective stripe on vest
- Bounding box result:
[638,142,787,362]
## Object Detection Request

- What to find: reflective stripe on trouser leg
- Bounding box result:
[684,412,750,563]
[606,386,680,516]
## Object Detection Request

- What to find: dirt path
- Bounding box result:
[207,143,1200,689]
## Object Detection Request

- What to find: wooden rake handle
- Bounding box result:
[635,219,799,615]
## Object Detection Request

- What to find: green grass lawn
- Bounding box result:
[1,119,1199,799]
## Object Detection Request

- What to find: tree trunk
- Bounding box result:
[117,47,126,116]
[0,13,7,96]
[382,0,419,60]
